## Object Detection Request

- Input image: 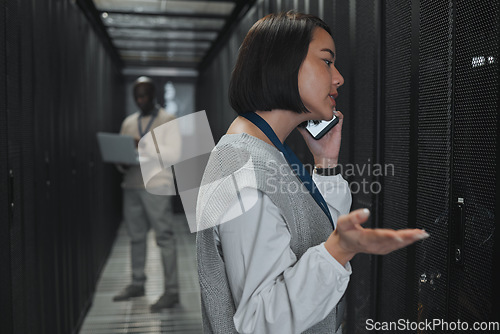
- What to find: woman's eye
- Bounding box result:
[324,59,333,66]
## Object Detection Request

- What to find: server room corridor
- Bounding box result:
[1,0,499,334]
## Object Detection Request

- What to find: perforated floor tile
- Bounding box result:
[80,213,203,333]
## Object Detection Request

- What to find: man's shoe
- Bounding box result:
[150,293,179,312]
[113,285,145,301]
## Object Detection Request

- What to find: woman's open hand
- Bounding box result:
[324,208,429,266]
[297,110,344,168]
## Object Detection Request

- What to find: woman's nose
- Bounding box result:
[332,67,344,88]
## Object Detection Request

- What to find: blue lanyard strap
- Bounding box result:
[240,112,334,228]
[138,107,159,138]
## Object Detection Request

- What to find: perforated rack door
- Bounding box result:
[378,0,499,329]
[414,0,453,324]
[5,0,28,332]
[346,0,380,332]
[378,0,414,325]
[0,2,13,333]
[0,0,125,332]
[449,0,498,323]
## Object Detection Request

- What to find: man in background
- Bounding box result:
[114,76,181,312]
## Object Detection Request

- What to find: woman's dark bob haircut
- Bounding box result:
[229,11,332,115]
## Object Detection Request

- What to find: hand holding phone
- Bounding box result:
[298,110,343,167]
[305,115,339,140]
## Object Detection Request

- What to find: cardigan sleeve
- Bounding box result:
[312,172,353,220]
[215,179,352,334]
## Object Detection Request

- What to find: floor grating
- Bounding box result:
[80,213,203,333]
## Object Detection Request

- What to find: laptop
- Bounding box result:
[96,132,139,165]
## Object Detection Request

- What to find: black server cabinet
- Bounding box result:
[1,0,125,333]
[374,0,499,332]
[413,0,454,325]
[0,2,13,333]
[449,0,498,324]
[377,0,414,328]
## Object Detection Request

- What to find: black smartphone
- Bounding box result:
[305,115,339,140]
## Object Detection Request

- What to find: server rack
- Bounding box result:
[1,0,125,332]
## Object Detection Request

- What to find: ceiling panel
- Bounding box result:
[113,39,211,50]
[95,0,235,15]
[94,0,161,12]
[102,13,226,29]
[120,50,204,64]
[91,0,243,72]
[107,28,218,41]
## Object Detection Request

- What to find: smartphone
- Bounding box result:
[305,115,339,140]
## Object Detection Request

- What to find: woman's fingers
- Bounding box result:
[395,229,430,242]
[333,110,344,122]
[336,208,371,232]
[335,210,430,255]
[359,228,429,255]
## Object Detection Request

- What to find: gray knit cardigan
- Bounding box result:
[196,133,345,333]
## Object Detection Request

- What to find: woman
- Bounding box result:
[196,11,428,334]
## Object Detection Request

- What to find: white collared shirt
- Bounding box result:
[214,172,353,334]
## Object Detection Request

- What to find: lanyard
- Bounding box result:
[240,112,334,228]
[138,107,158,138]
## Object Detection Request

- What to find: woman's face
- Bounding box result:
[298,28,344,121]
